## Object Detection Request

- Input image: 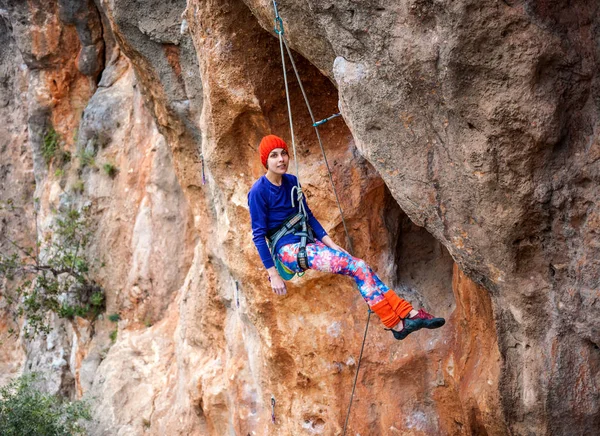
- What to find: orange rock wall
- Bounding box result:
[1,0,598,435]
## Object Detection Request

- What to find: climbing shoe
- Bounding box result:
[390,309,445,340]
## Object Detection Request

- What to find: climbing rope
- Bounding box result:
[273,0,303,214]
[344,310,372,434]
[271,2,372,434]
[281,38,354,255]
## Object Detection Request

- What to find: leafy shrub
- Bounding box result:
[90,291,104,307]
[108,313,120,323]
[102,162,118,178]
[77,149,95,168]
[72,179,84,194]
[58,303,76,319]
[0,374,91,436]
[0,205,105,337]
[109,329,117,343]
[42,128,60,166]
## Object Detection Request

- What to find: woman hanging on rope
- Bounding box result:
[248,135,445,340]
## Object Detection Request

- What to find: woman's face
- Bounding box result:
[266,148,289,174]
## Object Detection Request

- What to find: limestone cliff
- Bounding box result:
[0,0,598,435]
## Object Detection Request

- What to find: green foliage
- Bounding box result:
[77,149,96,168]
[83,291,105,319]
[57,303,76,319]
[0,374,92,436]
[109,329,117,343]
[54,169,64,178]
[108,313,120,323]
[72,179,84,194]
[102,162,118,178]
[58,302,101,321]
[42,127,60,166]
[0,205,105,338]
[90,291,104,307]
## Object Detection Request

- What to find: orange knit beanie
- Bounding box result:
[259,135,288,167]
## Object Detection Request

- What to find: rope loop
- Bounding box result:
[290,185,301,206]
[290,185,308,219]
[290,184,302,207]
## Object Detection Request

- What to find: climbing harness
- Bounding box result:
[270,2,371,434]
[267,211,315,280]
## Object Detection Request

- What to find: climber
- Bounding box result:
[248,135,445,340]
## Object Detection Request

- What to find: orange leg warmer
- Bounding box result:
[370,298,401,329]
[383,290,413,320]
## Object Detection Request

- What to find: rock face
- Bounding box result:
[0,6,30,388]
[241,1,600,434]
[0,0,598,435]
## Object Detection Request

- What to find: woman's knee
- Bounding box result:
[352,258,369,271]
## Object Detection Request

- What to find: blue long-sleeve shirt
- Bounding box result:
[248,174,327,269]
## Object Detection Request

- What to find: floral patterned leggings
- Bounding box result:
[277,241,388,306]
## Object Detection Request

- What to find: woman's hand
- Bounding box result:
[267,267,287,295]
[331,243,349,255]
[321,235,349,255]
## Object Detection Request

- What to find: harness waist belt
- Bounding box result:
[266,212,315,273]
[267,212,304,242]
